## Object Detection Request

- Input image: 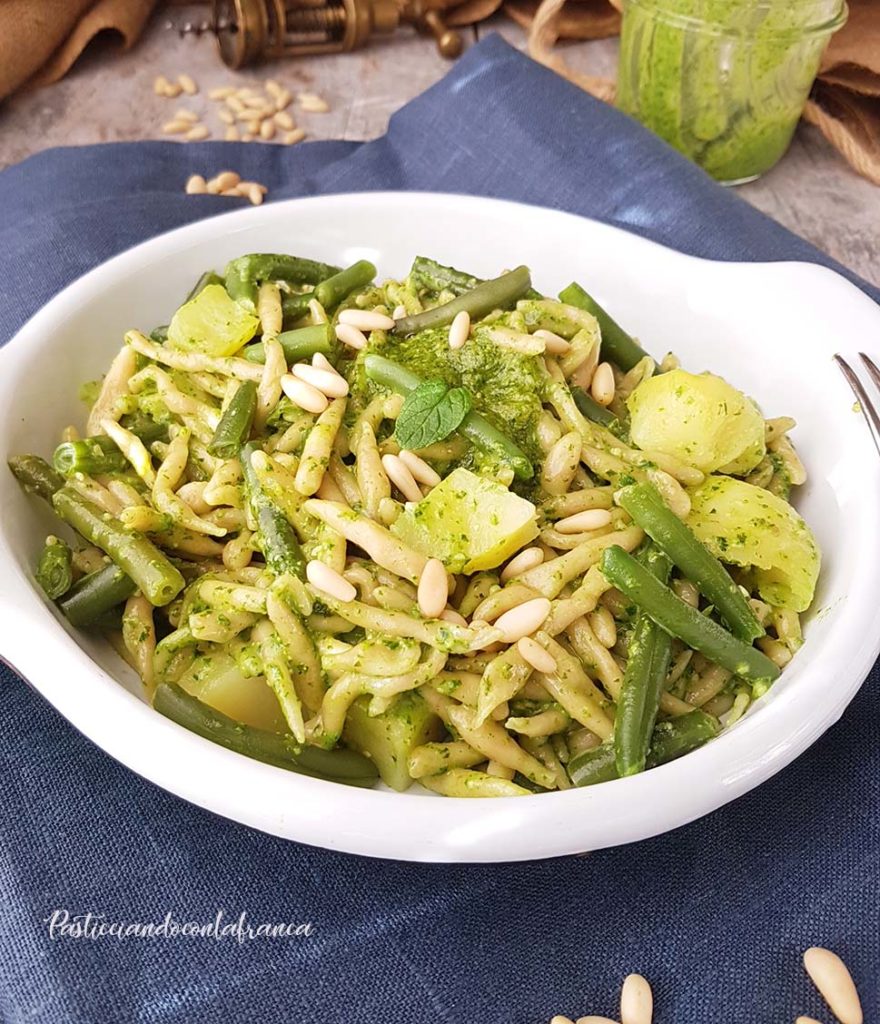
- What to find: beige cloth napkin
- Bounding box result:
[1,0,878,185]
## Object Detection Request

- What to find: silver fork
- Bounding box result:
[834,353,880,455]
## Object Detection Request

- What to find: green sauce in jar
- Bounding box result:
[617,0,848,183]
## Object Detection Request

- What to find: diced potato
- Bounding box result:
[167,283,259,357]
[389,466,538,573]
[178,652,288,732]
[343,692,444,792]
[628,368,765,475]
[687,476,820,611]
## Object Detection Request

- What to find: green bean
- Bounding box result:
[208,381,257,458]
[364,354,533,480]
[35,537,74,600]
[8,455,64,501]
[57,562,137,627]
[52,487,185,606]
[571,385,620,428]
[281,290,315,328]
[392,266,532,337]
[243,323,334,365]
[149,325,169,344]
[224,254,340,310]
[614,544,673,777]
[240,443,306,578]
[568,710,720,787]
[153,683,379,788]
[185,269,224,302]
[53,436,127,477]
[409,256,479,296]
[618,482,763,642]
[119,414,168,446]
[600,545,779,686]
[314,260,376,309]
[558,282,650,371]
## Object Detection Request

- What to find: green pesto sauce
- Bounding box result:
[617,0,845,182]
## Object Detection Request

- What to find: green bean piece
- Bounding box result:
[281,289,315,328]
[185,269,224,302]
[569,710,721,787]
[243,323,334,365]
[558,282,650,371]
[314,260,376,309]
[618,482,763,642]
[224,254,340,309]
[208,381,257,458]
[8,455,65,501]
[53,436,127,477]
[392,266,532,337]
[52,487,184,606]
[35,537,74,600]
[57,563,137,627]
[119,414,168,446]
[409,256,480,296]
[571,385,619,428]
[364,354,533,480]
[153,683,379,788]
[600,545,779,686]
[149,325,169,344]
[240,443,306,578]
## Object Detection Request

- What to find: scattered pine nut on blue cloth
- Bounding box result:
[0,35,876,1024]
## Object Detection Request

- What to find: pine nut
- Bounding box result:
[265,79,284,99]
[392,304,406,320]
[440,608,468,626]
[242,133,255,143]
[292,362,349,398]
[673,578,700,607]
[338,309,395,331]
[555,508,613,534]
[335,323,367,350]
[283,129,306,145]
[795,1018,824,1024]
[312,352,334,372]
[162,120,190,135]
[246,183,264,205]
[174,108,199,123]
[299,92,329,112]
[225,126,240,142]
[274,89,293,111]
[417,558,448,618]
[154,75,172,96]
[218,108,235,125]
[588,606,617,648]
[237,108,261,123]
[274,110,295,130]
[448,310,470,350]
[238,180,267,193]
[226,95,245,113]
[178,73,198,95]
[242,95,269,110]
[516,636,557,674]
[209,86,236,100]
[221,187,242,197]
[803,948,863,1024]
[281,374,329,414]
[381,454,423,503]
[164,81,183,98]
[494,597,551,643]
[591,361,616,406]
[576,1018,620,1024]
[620,973,652,1024]
[534,329,571,354]
[398,450,441,487]
[206,176,222,194]
[186,125,210,141]
[236,87,259,99]
[501,547,544,582]
[306,560,356,602]
[260,119,276,141]
[185,174,207,195]
[213,170,241,191]
[551,1017,575,1024]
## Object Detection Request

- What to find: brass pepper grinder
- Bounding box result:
[213,0,463,67]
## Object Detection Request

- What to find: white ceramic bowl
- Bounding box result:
[1,193,879,862]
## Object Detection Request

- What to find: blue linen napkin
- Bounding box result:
[0,34,877,1024]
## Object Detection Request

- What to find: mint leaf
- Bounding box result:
[395,381,472,451]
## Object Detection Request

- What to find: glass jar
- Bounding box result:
[616,0,848,184]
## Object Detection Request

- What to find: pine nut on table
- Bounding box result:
[802,948,863,1024]
[620,973,652,1024]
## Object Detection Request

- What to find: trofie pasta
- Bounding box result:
[8,252,821,796]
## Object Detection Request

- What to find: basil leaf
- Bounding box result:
[395,381,472,451]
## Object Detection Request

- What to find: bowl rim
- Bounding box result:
[2,190,879,863]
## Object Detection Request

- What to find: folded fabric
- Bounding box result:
[0,36,876,1024]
